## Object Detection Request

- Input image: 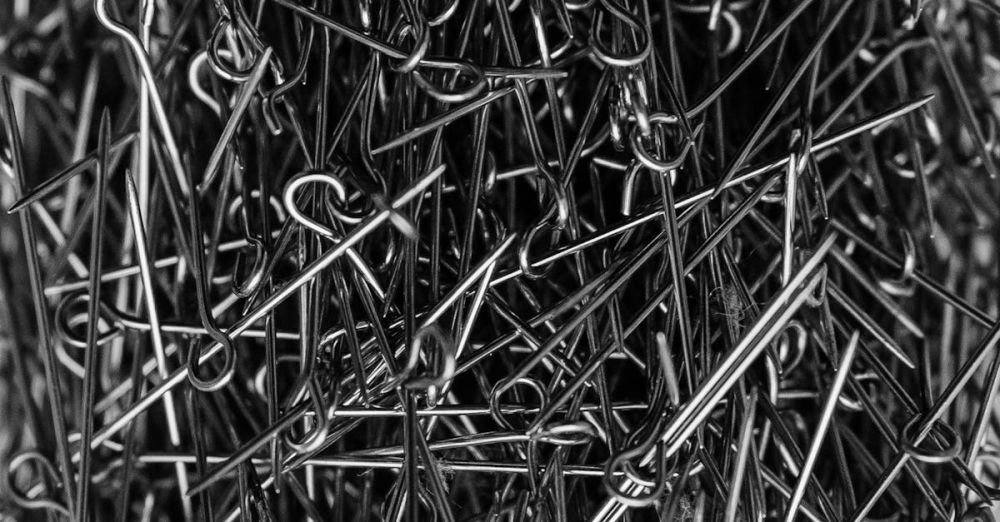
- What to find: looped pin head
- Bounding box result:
[777,320,808,374]
[6,450,71,518]
[875,217,917,297]
[518,210,562,280]
[259,21,315,135]
[395,323,457,407]
[478,206,511,249]
[188,50,223,117]
[589,4,652,68]
[386,14,430,74]
[207,17,261,83]
[284,168,369,239]
[283,377,336,453]
[232,237,270,299]
[229,190,280,299]
[489,376,548,431]
[898,414,963,464]
[413,57,487,104]
[628,112,696,173]
[326,169,379,226]
[186,333,237,393]
[603,439,669,508]
[54,291,122,349]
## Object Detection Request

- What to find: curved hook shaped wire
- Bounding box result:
[186,333,237,393]
[6,451,72,518]
[282,168,393,299]
[283,169,355,236]
[489,376,549,431]
[54,292,120,350]
[261,10,316,134]
[53,292,296,352]
[393,323,457,407]
[232,231,270,300]
[208,17,256,82]
[386,5,430,74]
[282,376,337,453]
[285,167,400,237]
[207,0,269,82]
[876,220,917,297]
[224,191,287,232]
[629,113,698,173]
[252,353,304,399]
[517,161,570,279]
[413,57,487,104]
[621,71,651,137]
[884,124,941,180]
[188,50,223,117]
[229,178,276,299]
[589,1,652,68]
[620,160,678,216]
[94,0,189,194]
[602,439,669,508]
[184,202,238,392]
[600,364,681,506]
[898,414,963,464]
[673,2,746,57]
[518,212,562,280]
[777,320,808,374]
[383,3,488,104]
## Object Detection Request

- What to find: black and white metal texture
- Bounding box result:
[3,0,1000,520]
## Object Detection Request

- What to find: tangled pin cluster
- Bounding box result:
[3,0,1000,520]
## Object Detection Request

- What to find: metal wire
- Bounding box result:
[3,0,1000,521]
